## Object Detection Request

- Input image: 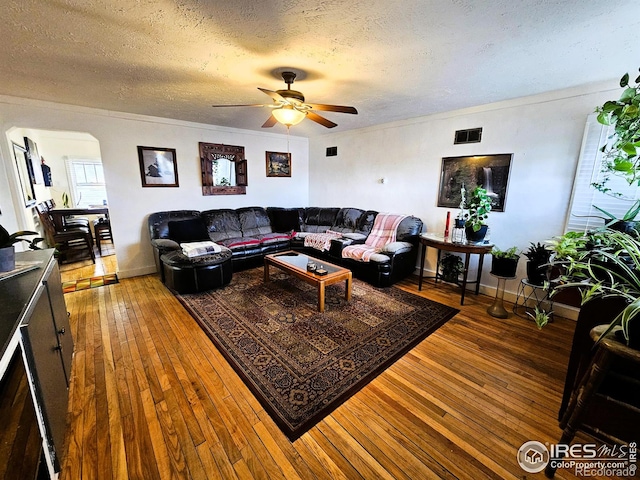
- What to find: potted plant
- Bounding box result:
[0,224,42,272]
[549,229,640,349]
[592,68,640,196]
[490,246,519,277]
[438,253,464,283]
[463,186,492,242]
[524,242,552,285]
[592,200,640,233]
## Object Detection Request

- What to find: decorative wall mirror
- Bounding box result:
[199,142,248,195]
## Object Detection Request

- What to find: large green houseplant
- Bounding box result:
[549,229,640,349]
[592,68,640,196]
[463,186,492,242]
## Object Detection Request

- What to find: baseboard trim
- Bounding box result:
[415,267,579,321]
[117,265,158,279]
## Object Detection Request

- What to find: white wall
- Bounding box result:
[308,82,619,304]
[0,96,309,277]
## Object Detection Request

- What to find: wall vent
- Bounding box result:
[454,128,482,144]
[326,146,337,157]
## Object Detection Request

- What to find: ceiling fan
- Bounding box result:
[212,71,358,128]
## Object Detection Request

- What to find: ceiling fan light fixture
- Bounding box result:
[272,106,306,127]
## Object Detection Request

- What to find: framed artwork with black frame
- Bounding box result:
[437,154,513,212]
[12,142,37,207]
[24,136,44,184]
[265,151,291,177]
[137,146,179,187]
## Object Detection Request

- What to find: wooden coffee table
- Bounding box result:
[264,251,352,312]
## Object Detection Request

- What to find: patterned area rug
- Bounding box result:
[176,268,458,440]
[62,273,118,293]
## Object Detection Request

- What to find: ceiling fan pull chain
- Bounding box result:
[287,127,291,153]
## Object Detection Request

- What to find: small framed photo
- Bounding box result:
[265,151,291,177]
[138,146,179,187]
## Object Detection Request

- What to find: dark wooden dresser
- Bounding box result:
[0,249,73,479]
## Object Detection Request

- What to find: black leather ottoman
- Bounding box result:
[161,248,232,294]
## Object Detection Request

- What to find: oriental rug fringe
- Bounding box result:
[176,268,458,440]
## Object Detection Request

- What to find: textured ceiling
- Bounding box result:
[2,0,640,136]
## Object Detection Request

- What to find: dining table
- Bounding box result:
[49,206,109,231]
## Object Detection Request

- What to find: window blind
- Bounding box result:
[65,158,108,208]
[565,114,640,232]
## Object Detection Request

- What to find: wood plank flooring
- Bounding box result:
[58,257,607,479]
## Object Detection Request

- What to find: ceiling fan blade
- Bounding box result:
[211,104,267,108]
[306,111,338,128]
[258,87,286,103]
[261,114,278,128]
[306,104,358,114]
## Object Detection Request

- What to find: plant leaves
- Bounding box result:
[596,112,610,125]
[620,87,636,102]
[620,72,630,87]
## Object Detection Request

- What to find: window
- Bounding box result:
[66,158,108,208]
[565,115,640,232]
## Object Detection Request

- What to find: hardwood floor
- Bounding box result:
[58,261,606,479]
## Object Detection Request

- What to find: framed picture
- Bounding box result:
[12,143,36,207]
[24,137,44,184]
[137,146,179,187]
[437,154,513,212]
[265,151,291,177]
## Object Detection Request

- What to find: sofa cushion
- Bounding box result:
[342,232,367,242]
[382,241,414,255]
[270,208,301,233]
[258,232,294,245]
[302,207,340,233]
[238,207,273,237]
[201,209,242,242]
[369,253,391,263]
[168,218,209,242]
[357,210,378,236]
[331,208,366,233]
[221,236,261,249]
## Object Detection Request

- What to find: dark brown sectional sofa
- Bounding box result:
[148,206,423,287]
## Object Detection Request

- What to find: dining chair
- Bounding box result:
[36,203,95,264]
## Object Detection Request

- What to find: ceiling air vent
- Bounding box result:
[454,128,482,144]
[326,146,338,157]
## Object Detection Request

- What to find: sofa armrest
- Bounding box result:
[151,238,180,251]
[381,241,413,255]
[329,238,354,257]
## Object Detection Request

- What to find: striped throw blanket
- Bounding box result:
[342,213,407,262]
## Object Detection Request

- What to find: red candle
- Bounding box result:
[444,211,451,239]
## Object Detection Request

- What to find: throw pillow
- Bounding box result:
[168,218,209,242]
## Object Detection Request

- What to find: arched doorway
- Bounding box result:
[5,128,116,279]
